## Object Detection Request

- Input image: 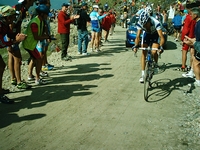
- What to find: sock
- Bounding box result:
[142,70,145,76]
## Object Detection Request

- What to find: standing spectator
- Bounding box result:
[172,10,182,41]
[77,2,91,55]
[32,0,54,72]
[109,10,116,36]
[162,9,168,30]
[101,10,112,42]
[57,3,79,61]
[0,5,26,103]
[22,4,50,85]
[182,9,188,25]
[90,5,107,52]
[6,0,34,89]
[181,7,196,73]
[183,7,200,87]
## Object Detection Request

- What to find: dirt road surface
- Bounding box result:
[0,26,199,150]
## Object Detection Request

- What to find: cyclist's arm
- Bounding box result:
[134,29,142,46]
[157,29,165,47]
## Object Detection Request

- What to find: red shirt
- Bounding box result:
[181,14,194,41]
[101,13,112,31]
[57,11,73,34]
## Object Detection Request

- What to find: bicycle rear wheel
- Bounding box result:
[144,63,151,101]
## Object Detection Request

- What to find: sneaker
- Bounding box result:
[61,56,72,61]
[104,40,110,43]
[90,48,94,52]
[82,52,90,56]
[28,75,35,81]
[40,71,48,77]
[95,49,101,52]
[139,76,144,83]
[182,71,195,78]
[17,82,31,89]
[35,79,46,85]
[42,65,53,71]
[11,79,17,86]
[194,81,200,87]
[47,64,54,68]
[0,95,14,104]
[2,89,10,94]
[77,52,82,55]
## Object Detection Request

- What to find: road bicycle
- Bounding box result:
[134,47,160,101]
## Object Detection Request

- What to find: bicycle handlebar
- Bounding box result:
[138,47,159,51]
[133,47,161,58]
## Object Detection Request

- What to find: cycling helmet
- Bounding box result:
[35,4,50,14]
[0,5,17,17]
[138,10,150,26]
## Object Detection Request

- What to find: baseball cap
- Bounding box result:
[81,2,87,6]
[0,5,17,17]
[93,5,99,9]
[62,3,70,7]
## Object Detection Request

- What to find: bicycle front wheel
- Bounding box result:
[144,63,151,101]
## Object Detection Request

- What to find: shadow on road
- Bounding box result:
[0,63,113,128]
[146,77,195,102]
[165,41,178,50]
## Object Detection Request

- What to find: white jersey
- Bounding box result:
[136,16,162,34]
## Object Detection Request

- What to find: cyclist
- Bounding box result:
[133,10,165,83]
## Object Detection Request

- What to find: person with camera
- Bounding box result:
[183,7,200,87]
[77,2,91,55]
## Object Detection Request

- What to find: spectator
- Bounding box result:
[181,7,196,73]
[101,10,112,42]
[183,7,200,87]
[6,0,34,89]
[22,4,50,85]
[77,2,91,55]
[172,10,182,41]
[90,5,107,52]
[109,10,116,36]
[57,3,79,61]
[32,0,54,72]
[0,5,26,103]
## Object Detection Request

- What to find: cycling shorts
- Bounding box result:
[142,32,159,45]
[174,25,182,32]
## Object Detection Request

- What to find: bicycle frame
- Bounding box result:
[139,47,159,101]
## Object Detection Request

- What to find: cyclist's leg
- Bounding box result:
[152,43,159,64]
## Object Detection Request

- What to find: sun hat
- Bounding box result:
[93,5,99,9]
[0,5,17,17]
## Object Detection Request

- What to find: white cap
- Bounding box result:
[93,5,99,9]
[18,0,25,3]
